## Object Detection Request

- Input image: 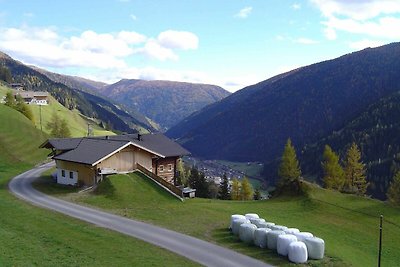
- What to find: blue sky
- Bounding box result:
[0,0,399,91]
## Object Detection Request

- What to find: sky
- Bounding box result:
[0,0,399,92]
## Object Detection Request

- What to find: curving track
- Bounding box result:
[9,162,273,267]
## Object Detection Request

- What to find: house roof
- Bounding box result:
[97,133,190,158]
[45,133,190,166]
[14,91,49,98]
[53,138,129,165]
[40,137,83,150]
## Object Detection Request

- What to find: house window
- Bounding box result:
[159,165,164,172]
[61,170,65,177]
[69,171,74,179]
[168,164,173,171]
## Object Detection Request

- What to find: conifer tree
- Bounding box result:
[47,112,71,138]
[218,173,230,200]
[240,177,254,200]
[15,95,34,122]
[322,145,345,190]
[344,142,368,195]
[278,138,301,187]
[231,178,241,200]
[387,171,400,205]
[188,166,209,198]
[254,188,261,200]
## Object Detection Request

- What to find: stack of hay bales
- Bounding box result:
[228,214,325,264]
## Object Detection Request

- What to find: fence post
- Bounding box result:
[378,215,383,267]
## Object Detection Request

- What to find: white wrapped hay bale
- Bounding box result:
[277,234,298,256]
[270,225,288,231]
[230,214,246,230]
[245,213,259,220]
[267,230,285,250]
[250,218,265,226]
[304,237,325,260]
[256,221,270,228]
[254,228,271,248]
[239,223,257,244]
[294,232,314,242]
[232,218,249,236]
[284,228,300,235]
[288,241,308,264]
[265,222,275,228]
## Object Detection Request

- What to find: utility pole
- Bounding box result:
[378,215,383,267]
[39,104,42,131]
[87,123,92,137]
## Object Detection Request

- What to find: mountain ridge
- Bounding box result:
[97,78,230,130]
[167,43,400,162]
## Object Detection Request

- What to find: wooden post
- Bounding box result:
[378,215,383,267]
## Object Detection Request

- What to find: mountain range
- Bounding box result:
[95,79,230,130]
[0,51,228,133]
[167,42,400,199]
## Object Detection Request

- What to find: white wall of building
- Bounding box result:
[57,168,78,185]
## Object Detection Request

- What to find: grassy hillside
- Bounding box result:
[37,172,400,266]
[0,105,199,266]
[30,95,114,137]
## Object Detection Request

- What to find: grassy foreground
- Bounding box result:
[0,104,198,266]
[35,171,400,266]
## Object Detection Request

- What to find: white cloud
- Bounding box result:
[135,39,178,61]
[130,14,137,21]
[291,3,301,10]
[311,0,400,47]
[323,16,400,39]
[157,30,199,50]
[117,30,146,44]
[323,27,337,40]
[0,26,199,70]
[294,37,319,44]
[235,6,253,19]
[349,39,385,50]
[310,0,400,21]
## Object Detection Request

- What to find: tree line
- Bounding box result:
[277,138,400,205]
[176,160,259,200]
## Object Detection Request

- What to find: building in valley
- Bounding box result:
[40,133,190,187]
[14,90,49,105]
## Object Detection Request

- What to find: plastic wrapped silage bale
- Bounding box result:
[277,234,298,256]
[230,214,246,230]
[265,222,275,228]
[239,223,257,244]
[284,228,300,235]
[254,228,271,248]
[304,237,325,260]
[294,232,313,242]
[270,225,288,231]
[250,218,265,225]
[267,230,285,250]
[288,241,308,264]
[256,221,270,228]
[232,218,249,236]
[245,213,259,220]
